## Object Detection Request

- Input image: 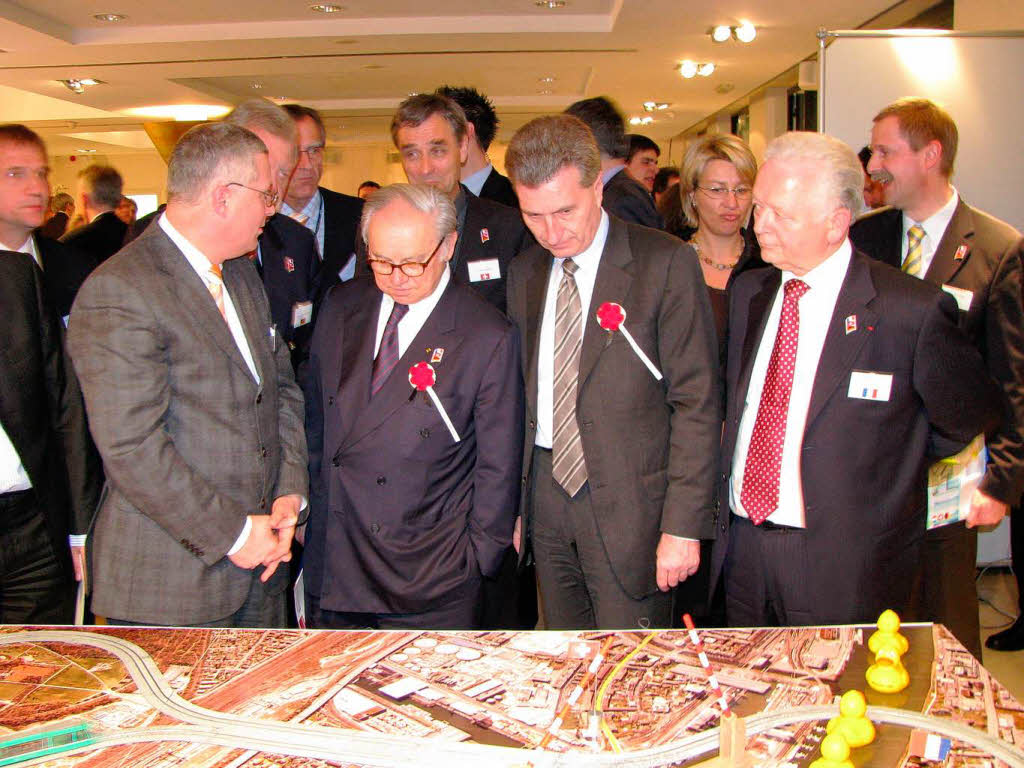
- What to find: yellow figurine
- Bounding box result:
[868,609,909,656]
[866,645,910,693]
[826,690,876,748]
[809,732,855,768]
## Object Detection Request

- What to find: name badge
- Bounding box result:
[941,284,973,312]
[467,258,500,283]
[848,370,893,402]
[291,300,313,328]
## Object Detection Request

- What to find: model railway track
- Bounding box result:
[3,631,1022,768]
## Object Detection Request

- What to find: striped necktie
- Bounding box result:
[552,258,588,497]
[903,224,925,278]
[206,264,227,321]
[371,302,409,397]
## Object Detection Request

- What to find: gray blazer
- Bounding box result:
[68,223,308,625]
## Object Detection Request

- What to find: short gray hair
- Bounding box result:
[77,164,123,209]
[505,114,601,188]
[167,122,268,204]
[50,192,74,213]
[360,183,457,245]
[224,99,298,144]
[763,131,864,217]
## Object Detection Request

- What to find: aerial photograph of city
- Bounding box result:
[0,623,1020,767]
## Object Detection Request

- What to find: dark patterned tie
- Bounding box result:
[740,278,810,525]
[370,302,409,397]
[552,259,588,496]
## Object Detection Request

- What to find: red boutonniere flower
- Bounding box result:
[408,362,460,442]
[594,301,663,381]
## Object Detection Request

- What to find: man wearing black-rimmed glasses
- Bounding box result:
[301,183,524,630]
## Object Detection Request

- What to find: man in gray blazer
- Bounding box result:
[505,115,720,629]
[68,122,308,627]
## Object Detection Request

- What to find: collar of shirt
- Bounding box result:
[602,164,626,186]
[375,263,452,360]
[781,237,853,295]
[280,188,322,226]
[0,234,39,267]
[463,163,493,197]
[901,187,959,276]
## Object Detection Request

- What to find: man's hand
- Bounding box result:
[270,494,301,530]
[70,546,85,583]
[965,489,1009,528]
[513,516,522,554]
[228,516,281,573]
[656,533,700,592]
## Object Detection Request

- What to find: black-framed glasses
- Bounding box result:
[696,184,753,200]
[367,237,445,277]
[299,145,325,161]
[227,182,278,208]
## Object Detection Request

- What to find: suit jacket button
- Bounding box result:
[328,396,335,406]
[521,475,527,485]
[420,428,430,438]
[371,523,380,533]
[528,419,536,429]
[260,447,268,458]
[260,497,267,509]
[376,476,386,485]
[256,393,263,405]
[332,457,340,467]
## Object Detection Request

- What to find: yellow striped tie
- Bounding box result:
[903,224,925,278]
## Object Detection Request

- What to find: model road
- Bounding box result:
[2,631,1022,767]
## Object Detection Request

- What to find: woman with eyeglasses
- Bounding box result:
[676,134,766,346]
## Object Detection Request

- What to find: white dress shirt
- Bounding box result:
[535,211,610,448]
[730,239,853,527]
[160,214,260,384]
[0,234,40,267]
[463,164,494,198]
[374,264,451,360]
[901,188,959,277]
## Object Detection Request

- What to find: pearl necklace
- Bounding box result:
[692,239,741,271]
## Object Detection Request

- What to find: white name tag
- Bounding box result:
[467,258,501,282]
[941,284,973,311]
[848,371,893,401]
[291,300,313,328]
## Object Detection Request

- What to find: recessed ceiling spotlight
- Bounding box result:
[75,148,98,153]
[60,78,104,94]
[628,116,654,126]
[251,82,263,89]
[93,13,126,22]
[538,89,553,95]
[124,104,232,121]
[538,76,556,83]
[710,25,731,43]
[77,78,102,86]
[309,3,344,13]
[735,21,757,43]
[679,60,698,79]
[643,101,670,112]
[697,62,715,77]
[535,0,566,8]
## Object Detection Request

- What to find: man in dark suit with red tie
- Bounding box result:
[302,183,523,630]
[711,131,1001,628]
[850,99,1024,657]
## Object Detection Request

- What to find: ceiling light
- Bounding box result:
[697,62,715,77]
[679,60,698,79]
[538,76,556,83]
[538,89,553,95]
[124,104,232,121]
[309,3,344,12]
[643,101,669,112]
[93,13,126,22]
[711,25,732,43]
[735,21,757,43]
[251,82,263,89]
[535,0,566,8]
[75,148,98,153]
[628,116,654,126]
[60,78,104,94]
[78,78,102,86]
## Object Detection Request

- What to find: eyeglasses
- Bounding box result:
[367,237,445,277]
[299,145,325,161]
[696,184,753,200]
[227,182,278,208]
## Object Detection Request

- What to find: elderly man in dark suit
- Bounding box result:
[564,97,664,230]
[302,183,523,630]
[68,122,308,627]
[226,100,322,371]
[505,115,721,630]
[281,104,365,290]
[711,131,1000,629]
[60,164,127,264]
[0,251,100,623]
[850,99,1024,657]
[39,192,74,240]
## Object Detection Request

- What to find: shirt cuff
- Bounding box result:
[68,534,87,547]
[227,517,252,556]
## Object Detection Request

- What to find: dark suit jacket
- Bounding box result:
[0,253,100,581]
[67,224,308,625]
[302,276,524,615]
[258,213,322,371]
[34,234,97,318]
[507,215,721,599]
[318,186,365,292]
[603,167,664,230]
[850,201,1024,505]
[38,211,69,241]
[710,251,1002,625]
[478,167,518,208]
[125,205,165,244]
[59,210,127,265]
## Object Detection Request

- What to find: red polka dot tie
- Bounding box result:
[740,278,810,525]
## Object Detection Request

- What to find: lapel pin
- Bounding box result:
[845,315,857,335]
[430,347,445,363]
[596,301,663,381]
[954,243,969,262]
[480,228,490,244]
[409,362,460,442]
[283,256,295,273]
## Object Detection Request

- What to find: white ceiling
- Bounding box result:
[0,0,916,156]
